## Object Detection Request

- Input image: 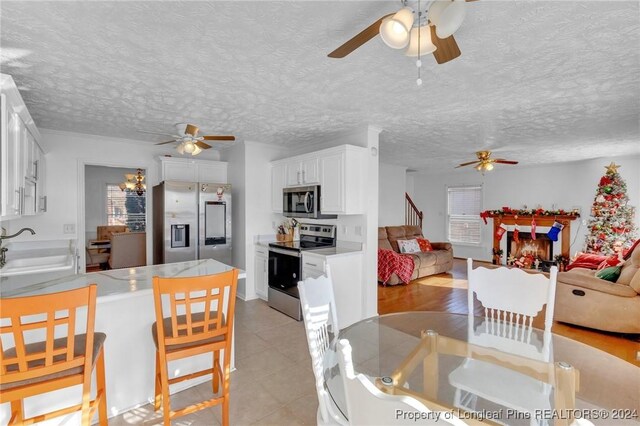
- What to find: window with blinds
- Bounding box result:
[447,186,482,244]
[106,184,146,231]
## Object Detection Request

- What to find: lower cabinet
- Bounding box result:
[254,245,269,300]
[302,251,363,328]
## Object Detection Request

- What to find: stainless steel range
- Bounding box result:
[268,224,336,320]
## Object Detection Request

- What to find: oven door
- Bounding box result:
[283,186,317,218]
[268,247,301,294]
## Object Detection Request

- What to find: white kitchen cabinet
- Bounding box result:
[159,157,228,183]
[286,157,319,186]
[271,144,366,216]
[302,250,363,328]
[254,245,269,300]
[1,74,44,220]
[271,162,286,213]
[319,146,365,215]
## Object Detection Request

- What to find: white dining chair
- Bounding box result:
[298,266,347,426]
[337,339,467,426]
[449,258,559,425]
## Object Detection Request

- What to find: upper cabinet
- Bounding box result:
[1,74,45,220]
[286,157,319,186]
[271,145,366,215]
[158,157,228,184]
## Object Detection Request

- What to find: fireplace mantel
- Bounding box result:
[489,214,578,260]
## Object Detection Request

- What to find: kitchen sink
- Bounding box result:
[1,254,75,277]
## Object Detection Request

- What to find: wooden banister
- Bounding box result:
[405,192,423,230]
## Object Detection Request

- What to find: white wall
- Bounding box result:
[412,155,640,262]
[5,129,220,270]
[378,162,407,226]
[84,165,140,242]
[221,140,286,300]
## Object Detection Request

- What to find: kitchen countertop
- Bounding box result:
[305,245,363,258]
[1,259,246,302]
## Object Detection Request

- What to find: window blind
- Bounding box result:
[447,186,482,244]
[106,184,146,231]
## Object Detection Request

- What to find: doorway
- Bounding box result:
[84,165,147,272]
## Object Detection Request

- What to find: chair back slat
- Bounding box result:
[0,285,97,385]
[153,270,238,348]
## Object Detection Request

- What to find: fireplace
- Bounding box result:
[506,232,554,261]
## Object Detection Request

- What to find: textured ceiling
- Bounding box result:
[1,1,639,171]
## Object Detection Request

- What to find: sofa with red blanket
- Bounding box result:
[378,225,453,285]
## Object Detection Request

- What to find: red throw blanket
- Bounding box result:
[378,249,415,284]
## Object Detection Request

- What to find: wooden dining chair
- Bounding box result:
[336,339,467,426]
[0,284,107,425]
[298,266,347,426]
[152,269,238,425]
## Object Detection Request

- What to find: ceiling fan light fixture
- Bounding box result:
[380,7,414,49]
[192,144,202,156]
[405,25,437,57]
[176,142,185,155]
[183,140,196,154]
[484,162,494,171]
[431,0,466,38]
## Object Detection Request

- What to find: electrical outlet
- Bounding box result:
[63,224,75,234]
[342,225,348,235]
[582,219,588,226]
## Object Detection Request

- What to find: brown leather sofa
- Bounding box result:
[378,225,453,285]
[554,244,640,333]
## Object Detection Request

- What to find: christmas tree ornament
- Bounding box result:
[496,223,508,241]
[513,224,520,243]
[604,186,613,194]
[547,221,564,242]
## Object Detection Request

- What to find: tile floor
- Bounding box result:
[109,299,317,425]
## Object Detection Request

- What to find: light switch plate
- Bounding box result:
[63,224,75,234]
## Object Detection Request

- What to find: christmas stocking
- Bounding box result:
[513,225,520,243]
[496,223,508,241]
[531,217,537,240]
[547,221,564,242]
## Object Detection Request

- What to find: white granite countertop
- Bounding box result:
[1,259,246,302]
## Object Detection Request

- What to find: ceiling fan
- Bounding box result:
[139,124,235,156]
[456,151,519,172]
[328,0,478,65]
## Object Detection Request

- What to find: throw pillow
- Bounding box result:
[416,238,433,252]
[565,253,608,271]
[596,265,622,283]
[596,255,623,271]
[397,239,421,254]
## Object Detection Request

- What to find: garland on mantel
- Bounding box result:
[480,207,580,224]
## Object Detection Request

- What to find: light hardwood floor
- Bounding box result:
[378,258,640,366]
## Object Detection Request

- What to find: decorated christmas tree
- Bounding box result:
[585,162,638,255]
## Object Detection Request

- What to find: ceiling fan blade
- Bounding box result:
[185,124,199,137]
[328,13,394,58]
[455,160,481,168]
[202,135,236,141]
[494,159,519,165]
[195,141,212,149]
[431,26,461,64]
[155,140,177,146]
[138,130,181,138]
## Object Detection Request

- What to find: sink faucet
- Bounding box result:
[0,227,36,268]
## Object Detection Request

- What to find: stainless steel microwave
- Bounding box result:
[282,185,336,219]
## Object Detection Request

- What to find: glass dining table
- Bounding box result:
[323,312,640,425]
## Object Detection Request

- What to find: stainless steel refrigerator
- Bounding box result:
[153,181,232,265]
